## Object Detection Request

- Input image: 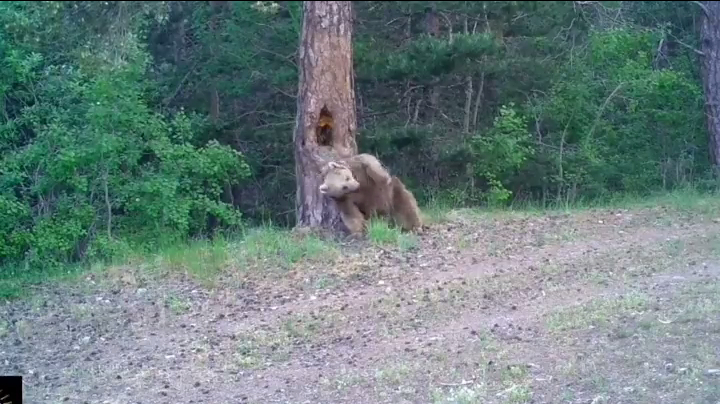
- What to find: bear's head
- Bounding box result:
[319,161,360,198]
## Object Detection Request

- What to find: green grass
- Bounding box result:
[151,235,231,284]
[0,261,88,300]
[234,225,339,270]
[164,293,193,314]
[1,187,718,300]
[0,224,339,300]
[507,185,720,213]
[422,184,720,216]
[431,384,486,404]
[545,292,652,332]
[366,218,420,251]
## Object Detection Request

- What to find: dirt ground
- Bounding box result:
[2,202,720,404]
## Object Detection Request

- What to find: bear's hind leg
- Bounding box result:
[390,177,423,232]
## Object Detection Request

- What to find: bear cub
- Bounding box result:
[319,153,423,235]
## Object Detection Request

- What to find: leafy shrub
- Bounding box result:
[0,2,251,267]
[471,103,534,206]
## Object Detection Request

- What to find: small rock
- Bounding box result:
[378,280,385,285]
[136,288,147,295]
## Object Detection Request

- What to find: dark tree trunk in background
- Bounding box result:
[700,1,720,167]
[209,1,227,124]
[293,1,358,232]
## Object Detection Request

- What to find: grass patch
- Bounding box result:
[164,293,193,314]
[235,225,340,270]
[422,205,453,225]
[152,236,231,285]
[431,383,487,404]
[145,226,340,279]
[374,363,414,385]
[1,187,717,300]
[0,225,340,300]
[235,328,293,370]
[422,187,720,224]
[233,310,345,370]
[0,262,88,300]
[545,292,651,332]
[366,218,420,251]
[657,282,720,324]
[0,320,9,338]
[513,186,720,213]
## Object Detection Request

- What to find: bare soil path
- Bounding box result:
[2,203,720,404]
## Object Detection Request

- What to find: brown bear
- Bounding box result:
[319,153,423,235]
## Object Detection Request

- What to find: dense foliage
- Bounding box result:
[0,1,714,268]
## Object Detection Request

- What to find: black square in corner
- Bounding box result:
[0,376,22,404]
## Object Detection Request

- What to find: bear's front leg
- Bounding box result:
[338,200,366,235]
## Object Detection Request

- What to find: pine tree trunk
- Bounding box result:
[700,1,720,167]
[209,1,227,124]
[294,1,358,232]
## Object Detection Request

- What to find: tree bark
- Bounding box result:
[472,72,485,130]
[462,16,472,134]
[209,1,227,124]
[294,1,358,232]
[700,1,720,167]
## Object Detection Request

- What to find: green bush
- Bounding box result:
[0,2,251,267]
[503,28,706,204]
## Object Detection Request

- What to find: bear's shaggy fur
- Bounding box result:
[319,153,422,235]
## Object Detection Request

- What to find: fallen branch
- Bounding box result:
[672,36,705,56]
[438,380,474,387]
[587,82,625,139]
[692,0,710,18]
